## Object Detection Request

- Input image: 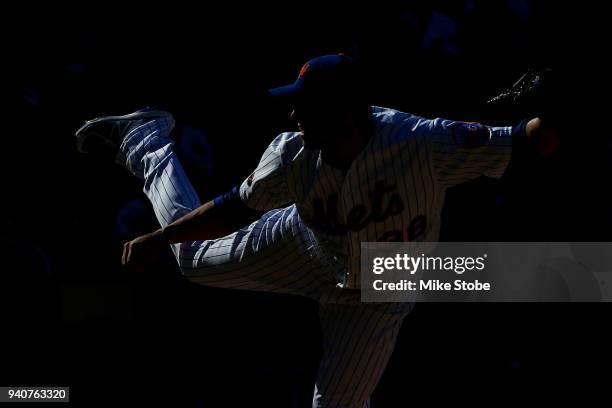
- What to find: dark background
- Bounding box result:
[2,1,611,406]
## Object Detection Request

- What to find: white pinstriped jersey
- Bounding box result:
[110,108,511,408]
[240,106,513,288]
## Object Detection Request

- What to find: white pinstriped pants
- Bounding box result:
[117,115,411,408]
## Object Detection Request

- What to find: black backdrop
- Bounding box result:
[3,1,611,406]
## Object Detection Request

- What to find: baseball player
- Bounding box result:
[75,55,557,407]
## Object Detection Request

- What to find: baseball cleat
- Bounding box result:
[75,108,175,155]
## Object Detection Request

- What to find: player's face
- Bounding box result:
[291,101,350,150]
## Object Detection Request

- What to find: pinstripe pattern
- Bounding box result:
[313,303,409,408]
[112,106,513,407]
[428,118,513,186]
[117,116,351,302]
[240,107,513,289]
[235,107,512,407]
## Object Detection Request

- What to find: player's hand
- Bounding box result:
[121,230,169,270]
[526,117,560,157]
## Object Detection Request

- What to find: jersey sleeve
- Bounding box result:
[420,117,515,187]
[239,132,303,211]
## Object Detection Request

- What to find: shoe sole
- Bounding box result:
[75,109,174,153]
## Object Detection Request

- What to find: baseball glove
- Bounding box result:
[486,68,560,126]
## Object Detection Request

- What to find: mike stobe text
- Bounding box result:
[373,279,491,291]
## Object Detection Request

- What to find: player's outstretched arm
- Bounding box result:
[421,69,561,187]
[121,189,246,268]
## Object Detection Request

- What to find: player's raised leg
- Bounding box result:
[75,110,341,299]
[76,109,200,229]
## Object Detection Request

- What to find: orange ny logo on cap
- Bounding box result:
[298,63,310,78]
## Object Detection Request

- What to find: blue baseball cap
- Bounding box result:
[268,54,361,101]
